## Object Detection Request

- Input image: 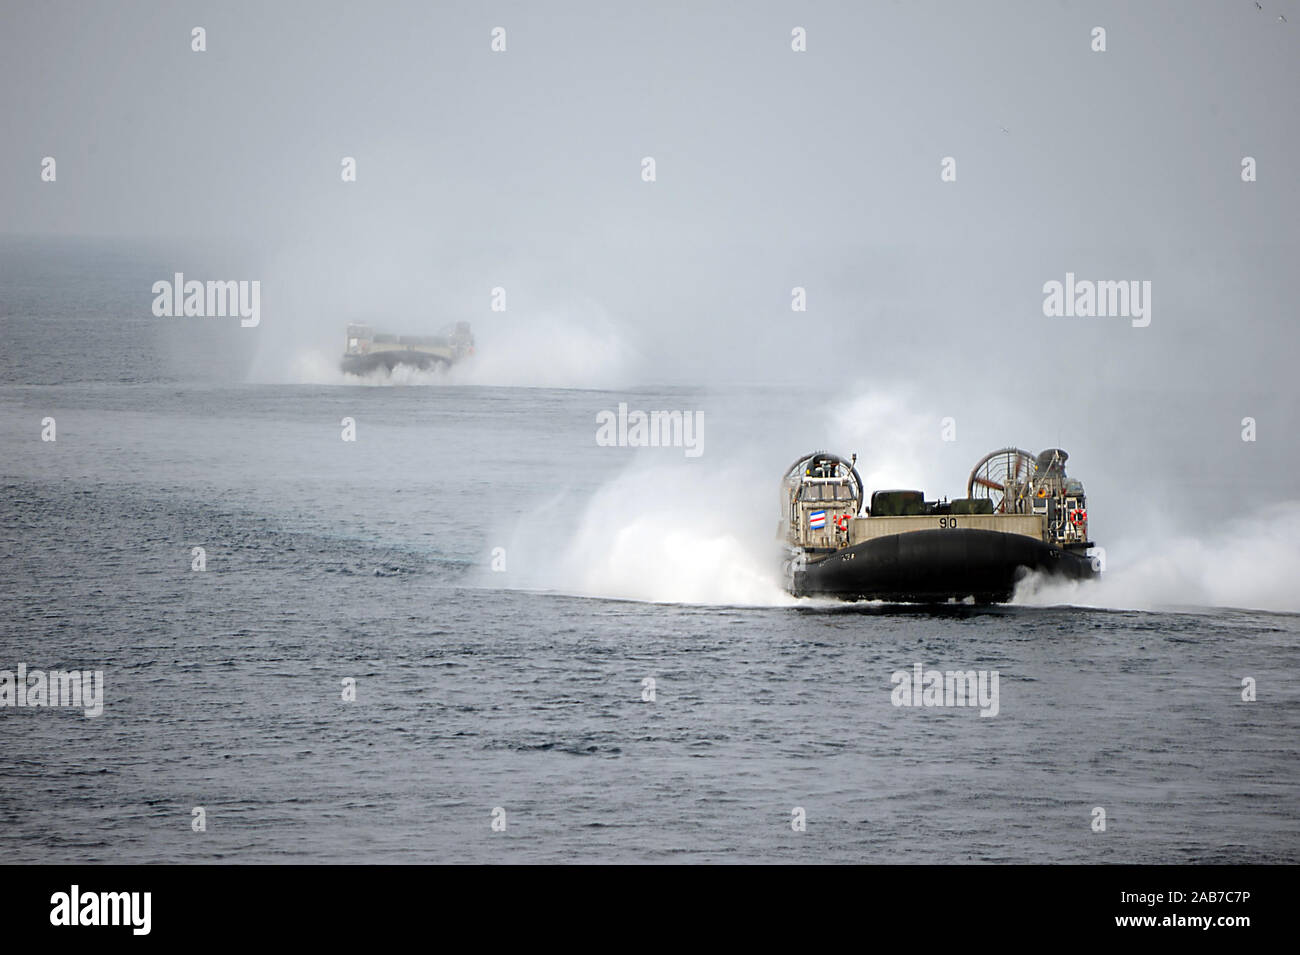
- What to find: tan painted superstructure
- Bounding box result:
[781,448,1089,553]
[848,513,1044,544]
[784,506,1045,552]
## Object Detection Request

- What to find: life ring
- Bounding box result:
[1036,487,1048,498]
[1069,509,1087,526]
[834,514,851,532]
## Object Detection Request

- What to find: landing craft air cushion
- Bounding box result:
[781,448,1099,602]
[341,322,474,374]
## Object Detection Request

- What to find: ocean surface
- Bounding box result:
[2,237,1298,863]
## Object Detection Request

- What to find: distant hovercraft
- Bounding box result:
[341,322,474,374]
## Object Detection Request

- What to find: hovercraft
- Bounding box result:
[780,447,1099,602]
[341,321,474,374]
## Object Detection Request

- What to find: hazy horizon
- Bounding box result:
[3,1,1298,609]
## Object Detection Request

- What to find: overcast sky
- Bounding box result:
[3,1,1297,452]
